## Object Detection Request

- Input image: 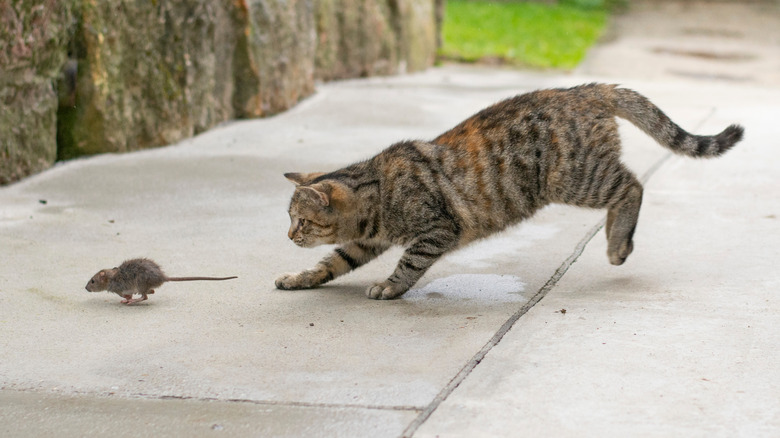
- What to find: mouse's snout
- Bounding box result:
[85,277,100,292]
[85,270,112,292]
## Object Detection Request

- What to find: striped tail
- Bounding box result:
[612,87,744,157]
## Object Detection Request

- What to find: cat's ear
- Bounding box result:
[299,185,331,207]
[284,172,324,186]
[284,173,307,185]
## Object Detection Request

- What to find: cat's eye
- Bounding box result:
[299,219,308,227]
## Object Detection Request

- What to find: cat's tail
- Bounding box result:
[611,86,744,158]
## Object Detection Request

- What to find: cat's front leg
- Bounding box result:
[367,233,456,300]
[276,240,389,290]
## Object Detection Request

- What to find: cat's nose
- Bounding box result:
[287,227,294,240]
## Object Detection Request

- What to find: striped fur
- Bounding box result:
[276,84,744,299]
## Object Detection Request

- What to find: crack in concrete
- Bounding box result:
[2,388,424,413]
[149,393,424,412]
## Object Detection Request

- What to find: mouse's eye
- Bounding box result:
[90,279,94,283]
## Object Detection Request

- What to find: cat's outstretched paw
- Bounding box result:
[366,281,407,300]
[275,272,316,290]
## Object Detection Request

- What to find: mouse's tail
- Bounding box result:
[166,276,238,281]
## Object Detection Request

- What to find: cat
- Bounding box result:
[276,83,743,300]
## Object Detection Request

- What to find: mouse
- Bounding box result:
[85,258,237,304]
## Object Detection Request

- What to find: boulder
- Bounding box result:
[314,0,436,81]
[395,0,438,73]
[236,0,316,118]
[314,0,399,80]
[57,0,241,158]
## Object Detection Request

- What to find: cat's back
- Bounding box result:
[369,84,623,241]
[434,84,617,149]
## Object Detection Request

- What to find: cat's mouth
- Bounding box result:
[293,237,316,248]
[294,237,333,248]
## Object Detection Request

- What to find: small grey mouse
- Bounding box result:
[85,258,237,304]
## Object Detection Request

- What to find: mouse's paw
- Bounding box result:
[123,295,147,305]
[366,281,408,300]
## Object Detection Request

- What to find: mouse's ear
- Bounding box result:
[99,268,117,278]
[284,172,325,186]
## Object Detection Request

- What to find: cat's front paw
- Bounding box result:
[366,281,408,300]
[275,272,316,290]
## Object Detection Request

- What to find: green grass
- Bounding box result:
[440,0,609,70]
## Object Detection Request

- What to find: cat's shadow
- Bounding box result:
[576,274,664,299]
[309,280,530,320]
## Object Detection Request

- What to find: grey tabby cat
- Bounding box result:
[276,84,743,299]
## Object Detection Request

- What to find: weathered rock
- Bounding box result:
[0,0,74,184]
[57,0,240,158]
[313,0,436,81]
[237,0,316,117]
[395,0,438,73]
[315,0,399,80]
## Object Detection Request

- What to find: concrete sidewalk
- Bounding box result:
[2,67,778,437]
[2,3,780,437]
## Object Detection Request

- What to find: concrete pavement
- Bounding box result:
[577,0,780,87]
[2,3,780,437]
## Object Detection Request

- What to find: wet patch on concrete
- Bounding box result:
[407,274,528,303]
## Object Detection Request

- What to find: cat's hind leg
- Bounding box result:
[276,241,389,290]
[605,173,643,265]
[566,156,643,265]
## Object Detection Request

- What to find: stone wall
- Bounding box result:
[1,0,73,184]
[0,0,438,184]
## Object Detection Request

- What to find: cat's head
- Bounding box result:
[283,172,358,247]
